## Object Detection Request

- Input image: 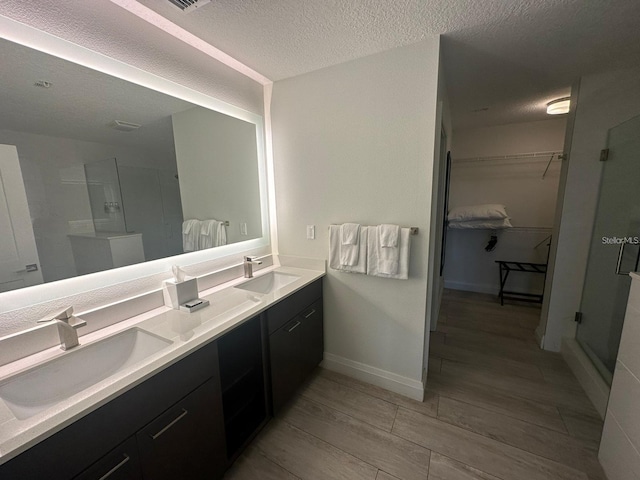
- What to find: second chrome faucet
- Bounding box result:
[243,256,262,278]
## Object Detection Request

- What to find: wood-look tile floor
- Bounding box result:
[225,289,605,480]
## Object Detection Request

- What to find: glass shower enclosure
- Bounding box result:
[84,158,183,262]
[576,114,640,384]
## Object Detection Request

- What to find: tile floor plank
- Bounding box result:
[255,419,378,480]
[427,372,569,433]
[428,356,442,374]
[283,396,431,480]
[428,452,501,480]
[393,407,588,480]
[429,340,545,381]
[558,406,604,450]
[299,374,398,431]
[440,360,599,415]
[377,470,402,480]
[444,313,535,339]
[437,397,605,478]
[224,445,301,480]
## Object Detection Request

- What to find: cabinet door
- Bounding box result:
[74,436,142,480]
[298,300,324,380]
[270,317,304,414]
[136,377,226,480]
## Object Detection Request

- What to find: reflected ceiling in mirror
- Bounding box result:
[0,38,264,292]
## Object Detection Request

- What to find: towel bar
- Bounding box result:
[329,225,419,235]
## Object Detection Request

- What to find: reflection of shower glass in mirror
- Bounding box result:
[0,37,264,291]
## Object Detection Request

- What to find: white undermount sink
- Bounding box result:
[0,328,172,420]
[235,271,301,294]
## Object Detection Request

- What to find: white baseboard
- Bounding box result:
[561,337,610,419]
[322,352,424,402]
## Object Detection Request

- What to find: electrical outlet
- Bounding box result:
[306,225,315,240]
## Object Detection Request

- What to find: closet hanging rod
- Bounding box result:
[454,151,564,164]
[329,225,419,235]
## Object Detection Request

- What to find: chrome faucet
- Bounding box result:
[243,256,262,278]
[37,306,87,351]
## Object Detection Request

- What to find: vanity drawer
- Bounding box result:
[266,279,322,334]
[74,436,142,480]
[136,377,226,480]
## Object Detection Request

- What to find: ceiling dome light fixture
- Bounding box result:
[547,97,570,115]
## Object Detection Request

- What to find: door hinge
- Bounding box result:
[599,149,609,162]
[574,311,583,324]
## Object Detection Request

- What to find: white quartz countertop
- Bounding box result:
[0,263,325,465]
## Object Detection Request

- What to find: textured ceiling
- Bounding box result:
[135,0,640,128]
[2,1,640,129]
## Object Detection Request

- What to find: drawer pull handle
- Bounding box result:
[150,409,189,440]
[288,321,301,332]
[99,454,130,480]
[303,309,316,319]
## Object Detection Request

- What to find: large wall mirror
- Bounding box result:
[0,29,269,305]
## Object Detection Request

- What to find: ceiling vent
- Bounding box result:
[168,0,211,13]
[109,120,142,132]
[34,80,53,88]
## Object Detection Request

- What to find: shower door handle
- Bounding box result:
[616,240,628,275]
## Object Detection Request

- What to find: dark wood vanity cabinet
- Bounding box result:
[217,315,268,461]
[267,280,324,414]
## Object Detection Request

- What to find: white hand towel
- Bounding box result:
[379,224,400,248]
[329,225,368,273]
[182,219,201,252]
[339,223,361,266]
[341,223,360,244]
[367,227,410,280]
[200,219,217,249]
[216,221,227,246]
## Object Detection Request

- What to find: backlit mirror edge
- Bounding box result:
[0,14,273,315]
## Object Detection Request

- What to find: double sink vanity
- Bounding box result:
[0,262,325,479]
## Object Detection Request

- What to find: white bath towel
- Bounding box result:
[200,219,217,249]
[339,223,361,265]
[199,220,228,249]
[379,224,400,248]
[182,219,201,252]
[367,226,410,279]
[329,225,368,273]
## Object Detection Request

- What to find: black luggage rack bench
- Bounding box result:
[495,261,548,306]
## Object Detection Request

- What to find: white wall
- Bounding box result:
[172,107,262,245]
[542,66,640,352]
[271,39,440,397]
[444,119,565,295]
[599,274,640,479]
[0,129,175,283]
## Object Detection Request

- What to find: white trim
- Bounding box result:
[322,352,425,401]
[561,337,610,419]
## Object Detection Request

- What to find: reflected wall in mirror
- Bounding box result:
[0,38,263,292]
